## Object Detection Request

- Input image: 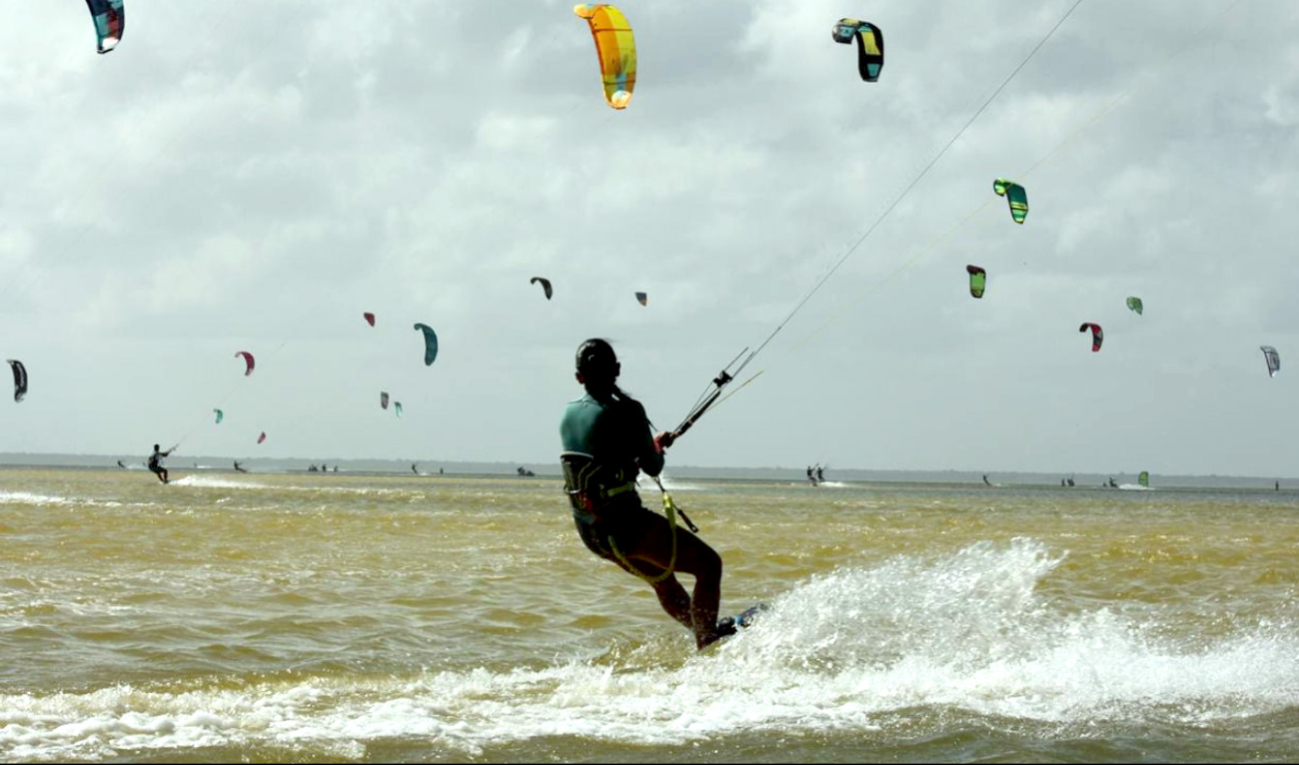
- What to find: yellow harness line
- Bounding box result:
[610,487,680,585]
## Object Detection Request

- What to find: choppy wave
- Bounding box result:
[5,539,1298,759]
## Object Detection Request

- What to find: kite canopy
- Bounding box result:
[831,18,884,82]
[363,312,376,327]
[1079,322,1103,352]
[213,409,223,424]
[413,323,439,366]
[394,401,403,417]
[235,351,255,376]
[257,432,266,445]
[381,391,390,410]
[86,0,125,54]
[1126,297,1143,315]
[574,4,636,109]
[1261,345,1281,377]
[530,277,553,300]
[6,360,27,403]
[1139,471,1150,488]
[635,292,648,306]
[993,178,1029,224]
[966,265,987,299]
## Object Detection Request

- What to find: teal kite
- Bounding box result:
[414,323,439,366]
[1126,297,1143,315]
[994,178,1029,224]
[86,0,125,54]
[213,408,223,424]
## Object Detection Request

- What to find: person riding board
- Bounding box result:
[560,338,737,650]
[148,444,173,484]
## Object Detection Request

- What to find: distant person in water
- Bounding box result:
[983,474,991,486]
[147,444,172,484]
[412,463,419,474]
[816,465,825,482]
[117,460,126,469]
[807,466,818,485]
[560,338,735,650]
[233,461,247,473]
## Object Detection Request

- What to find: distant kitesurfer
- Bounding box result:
[412,463,418,474]
[116,460,126,469]
[233,461,247,473]
[147,444,172,484]
[1109,477,1118,488]
[806,465,818,485]
[816,465,825,482]
[983,474,991,486]
[560,338,735,650]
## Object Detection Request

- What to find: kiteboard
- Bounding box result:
[715,603,769,639]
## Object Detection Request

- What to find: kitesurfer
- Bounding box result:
[233,461,247,473]
[147,444,172,484]
[116,460,126,469]
[816,465,825,482]
[807,466,818,485]
[560,338,735,650]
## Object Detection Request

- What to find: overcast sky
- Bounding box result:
[0,0,1296,476]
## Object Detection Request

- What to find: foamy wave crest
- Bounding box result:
[0,491,71,506]
[167,476,264,490]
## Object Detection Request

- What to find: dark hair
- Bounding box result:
[575,338,637,406]
[576,338,618,381]
[154,444,160,450]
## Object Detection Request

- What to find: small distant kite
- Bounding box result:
[1261,345,1281,377]
[86,0,125,54]
[966,265,987,299]
[994,178,1029,224]
[1126,297,1143,315]
[257,432,267,445]
[213,409,223,424]
[394,401,403,417]
[6,360,27,402]
[1079,322,1103,352]
[831,18,883,82]
[635,292,648,306]
[574,4,636,109]
[1139,471,1150,488]
[381,391,390,410]
[414,323,439,366]
[235,351,255,376]
[531,277,553,300]
[363,312,376,327]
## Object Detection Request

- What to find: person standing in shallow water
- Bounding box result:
[559,338,735,650]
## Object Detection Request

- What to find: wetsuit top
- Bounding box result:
[148,450,164,470]
[560,392,663,516]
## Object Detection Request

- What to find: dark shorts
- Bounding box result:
[573,503,662,564]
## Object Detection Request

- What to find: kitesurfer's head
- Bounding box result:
[153,444,160,451]
[575,338,620,391]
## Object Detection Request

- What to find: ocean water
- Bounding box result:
[1,468,1298,762]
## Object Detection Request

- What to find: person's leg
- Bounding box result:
[616,510,727,648]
